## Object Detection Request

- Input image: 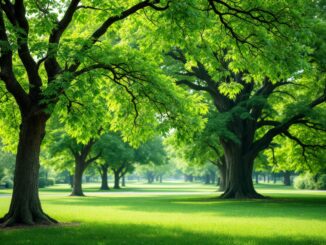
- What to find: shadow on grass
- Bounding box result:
[44,194,326,222]
[0,223,324,245]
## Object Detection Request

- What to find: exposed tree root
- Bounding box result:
[0,210,58,228]
[220,188,266,199]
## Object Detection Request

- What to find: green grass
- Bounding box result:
[1,182,326,245]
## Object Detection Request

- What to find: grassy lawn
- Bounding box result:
[0,182,326,245]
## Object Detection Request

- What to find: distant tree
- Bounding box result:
[95,133,135,189]
[0,143,15,187]
[135,137,168,183]
[46,130,101,196]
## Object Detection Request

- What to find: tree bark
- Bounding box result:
[113,171,120,189]
[100,165,109,190]
[220,141,264,199]
[0,114,57,227]
[71,161,85,196]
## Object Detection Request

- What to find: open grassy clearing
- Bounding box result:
[0,182,325,245]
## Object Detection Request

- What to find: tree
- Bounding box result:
[149,1,325,198]
[96,161,110,190]
[0,0,200,226]
[46,129,101,196]
[95,133,135,189]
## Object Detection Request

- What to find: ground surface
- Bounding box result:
[0,182,326,245]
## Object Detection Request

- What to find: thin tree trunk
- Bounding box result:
[121,175,126,187]
[189,174,193,182]
[113,171,120,189]
[100,165,109,190]
[217,161,226,192]
[71,161,85,196]
[220,142,264,199]
[283,171,291,186]
[204,174,210,184]
[255,172,259,184]
[0,114,57,227]
[211,172,216,184]
[159,175,163,183]
[69,174,74,188]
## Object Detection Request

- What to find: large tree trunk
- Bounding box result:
[100,165,109,190]
[220,142,264,199]
[113,171,120,189]
[71,162,84,196]
[0,114,57,227]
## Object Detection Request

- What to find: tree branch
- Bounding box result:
[283,130,326,162]
[69,0,169,72]
[45,0,81,80]
[250,91,326,156]
[0,8,30,112]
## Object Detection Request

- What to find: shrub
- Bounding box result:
[294,175,305,189]
[1,176,13,189]
[316,174,326,190]
[293,173,316,190]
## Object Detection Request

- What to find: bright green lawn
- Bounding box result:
[0,182,326,245]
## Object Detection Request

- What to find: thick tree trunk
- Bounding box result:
[220,142,264,199]
[71,162,85,196]
[0,114,57,227]
[113,171,120,189]
[100,165,109,190]
[283,171,291,186]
